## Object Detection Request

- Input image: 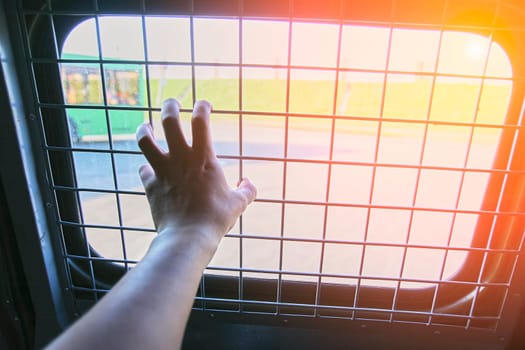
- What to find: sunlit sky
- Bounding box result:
[62,16,512,80]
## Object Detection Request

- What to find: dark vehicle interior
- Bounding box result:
[1,0,525,349]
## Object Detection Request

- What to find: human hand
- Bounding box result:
[136,99,256,244]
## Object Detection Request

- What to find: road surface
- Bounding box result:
[73,122,498,287]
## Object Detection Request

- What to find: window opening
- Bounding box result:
[48,13,522,329]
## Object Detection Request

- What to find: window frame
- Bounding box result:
[14,0,525,344]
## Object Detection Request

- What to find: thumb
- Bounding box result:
[139,164,156,188]
[235,177,257,209]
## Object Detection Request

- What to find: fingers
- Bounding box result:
[234,177,257,210]
[191,100,215,160]
[136,123,165,170]
[139,98,215,169]
[161,98,189,157]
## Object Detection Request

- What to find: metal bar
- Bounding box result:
[183,2,206,312]
[188,1,206,312]
[465,0,517,328]
[19,8,525,35]
[53,185,145,196]
[140,12,154,125]
[276,9,294,316]
[315,16,344,316]
[395,0,449,323]
[445,18,497,331]
[189,16,197,106]
[64,254,512,288]
[64,9,102,296]
[353,21,401,317]
[59,220,522,254]
[49,183,525,202]
[466,26,525,332]
[53,190,525,215]
[47,147,525,175]
[494,233,525,325]
[39,102,524,130]
[39,0,91,302]
[238,9,244,313]
[253,199,525,216]
[93,11,129,271]
[44,4,88,295]
[63,284,504,321]
[34,56,521,81]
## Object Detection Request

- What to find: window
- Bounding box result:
[25,0,525,334]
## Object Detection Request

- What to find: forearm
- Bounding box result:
[48,228,219,350]
[47,99,256,349]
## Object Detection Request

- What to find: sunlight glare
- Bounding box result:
[466,40,485,60]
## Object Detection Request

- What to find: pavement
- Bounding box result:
[77,120,499,287]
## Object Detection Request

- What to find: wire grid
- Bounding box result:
[22,0,525,330]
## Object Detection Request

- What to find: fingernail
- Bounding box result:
[193,100,212,116]
[161,98,181,119]
[136,123,151,142]
[138,164,154,181]
[139,164,149,175]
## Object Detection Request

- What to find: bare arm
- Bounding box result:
[47,99,256,349]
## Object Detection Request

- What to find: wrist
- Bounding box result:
[148,224,222,261]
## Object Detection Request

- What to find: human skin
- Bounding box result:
[47,98,257,349]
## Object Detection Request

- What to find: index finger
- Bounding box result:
[136,123,165,170]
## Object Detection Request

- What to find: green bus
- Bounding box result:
[60,53,146,142]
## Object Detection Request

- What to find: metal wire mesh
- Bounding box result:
[22,0,525,330]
